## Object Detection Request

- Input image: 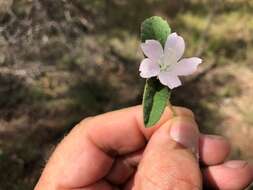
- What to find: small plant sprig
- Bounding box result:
[140,16,202,127]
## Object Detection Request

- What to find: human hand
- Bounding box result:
[35,106,252,190]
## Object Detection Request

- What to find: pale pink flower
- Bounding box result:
[139,33,202,89]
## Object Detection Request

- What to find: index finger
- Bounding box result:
[85,105,194,154]
[35,105,193,189]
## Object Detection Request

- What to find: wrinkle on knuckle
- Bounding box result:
[169,174,201,190]
[141,172,167,190]
[141,168,201,190]
[166,165,201,190]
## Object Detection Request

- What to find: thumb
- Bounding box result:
[133,117,202,190]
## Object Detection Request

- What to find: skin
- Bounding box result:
[35,106,253,190]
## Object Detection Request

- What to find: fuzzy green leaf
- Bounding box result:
[143,78,171,127]
[141,16,171,127]
[141,16,171,46]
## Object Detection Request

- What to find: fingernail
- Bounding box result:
[170,119,199,155]
[224,160,248,169]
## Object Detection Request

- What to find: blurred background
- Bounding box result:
[0,0,252,189]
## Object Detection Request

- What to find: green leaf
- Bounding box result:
[141,16,172,127]
[141,16,171,46]
[143,78,171,127]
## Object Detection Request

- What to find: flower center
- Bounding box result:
[159,57,170,71]
[158,49,177,72]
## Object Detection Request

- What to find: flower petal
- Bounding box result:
[141,40,163,61]
[165,33,185,61]
[173,57,202,76]
[139,58,160,78]
[158,71,182,89]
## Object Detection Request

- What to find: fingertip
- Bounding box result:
[204,160,253,189]
[199,135,231,166]
[76,116,94,131]
[139,106,195,140]
[172,106,195,119]
[169,117,199,155]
